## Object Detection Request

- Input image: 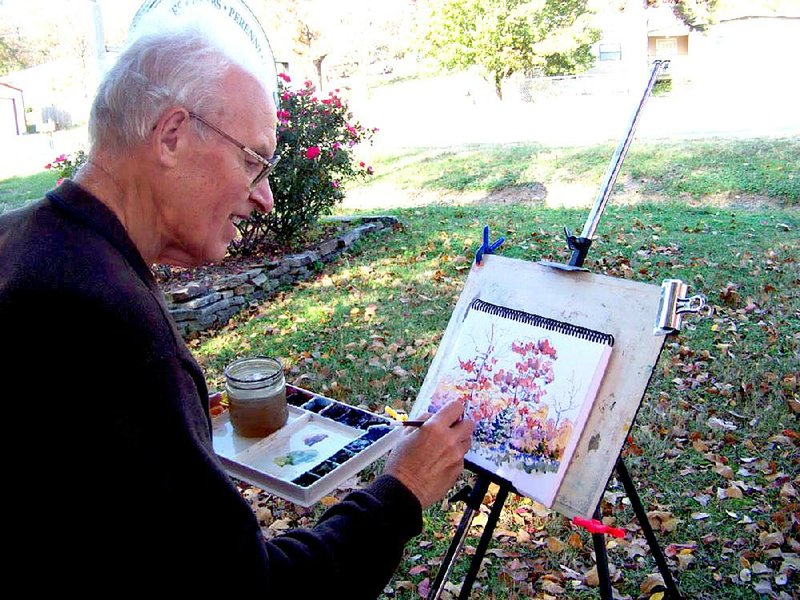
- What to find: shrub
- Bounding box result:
[45,150,87,185]
[233,75,375,252]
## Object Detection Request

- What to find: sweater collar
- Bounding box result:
[46,179,158,290]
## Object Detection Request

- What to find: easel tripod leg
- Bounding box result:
[428,476,492,600]
[591,505,614,600]
[616,458,682,598]
[457,483,511,600]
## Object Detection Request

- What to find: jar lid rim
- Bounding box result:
[224,356,283,384]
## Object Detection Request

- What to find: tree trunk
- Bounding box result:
[313,54,327,92]
[494,72,503,100]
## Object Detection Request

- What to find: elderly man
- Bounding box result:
[0,20,473,598]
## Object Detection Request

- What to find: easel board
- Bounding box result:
[411,254,665,518]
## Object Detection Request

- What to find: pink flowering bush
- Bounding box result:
[45,150,87,185]
[234,75,376,250]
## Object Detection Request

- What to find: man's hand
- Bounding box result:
[383,400,474,508]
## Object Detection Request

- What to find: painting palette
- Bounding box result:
[212,385,400,506]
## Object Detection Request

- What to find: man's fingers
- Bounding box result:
[428,399,466,427]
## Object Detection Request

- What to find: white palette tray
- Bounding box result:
[212,385,401,506]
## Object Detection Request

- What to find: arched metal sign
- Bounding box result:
[130,0,278,101]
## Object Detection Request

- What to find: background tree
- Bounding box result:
[0,36,25,75]
[419,0,600,99]
[0,1,54,75]
[647,0,719,31]
[252,0,417,95]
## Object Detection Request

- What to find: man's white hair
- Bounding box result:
[89,9,273,152]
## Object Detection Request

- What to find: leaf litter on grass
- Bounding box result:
[194,202,798,600]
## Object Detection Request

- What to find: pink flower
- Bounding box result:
[359,161,365,167]
[278,72,291,82]
[276,109,291,121]
[44,163,52,170]
[304,80,313,88]
[332,142,341,151]
[305,146,321,159]
[55,154,66,162]
[367,166,374,175]
[56,178,64,186]
[332,180,340,188]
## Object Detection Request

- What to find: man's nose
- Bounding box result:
[250,179,274,213]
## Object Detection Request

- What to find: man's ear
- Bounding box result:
[152,108,189,168]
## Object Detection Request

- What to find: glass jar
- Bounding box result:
[224,357,287,438]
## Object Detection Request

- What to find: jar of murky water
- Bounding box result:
[224,357,287,437]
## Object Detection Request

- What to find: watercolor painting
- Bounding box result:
[422,300,613,505]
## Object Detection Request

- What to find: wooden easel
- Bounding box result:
[423,255,686,600]
[423,61,708,599]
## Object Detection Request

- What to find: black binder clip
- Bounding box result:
[475,225,504,265]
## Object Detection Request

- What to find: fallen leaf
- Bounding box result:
[417,577,430,598]
[567,532,583,549]
[541,580,565,594]
[392,365,410,378]
[752,579,773,594]
[714,464,735,479]
[751,562,771,575]
[547,536,567,553]
[394,580,414,591]
[779,482,797,499]
[725,486,744,499]
[584,566,599,587]
[759,531,784,548]
[676,550,695,570]
[708,417,737,431]
[647,510,681,533]
[640,573,665,594]
[269,518,292,531]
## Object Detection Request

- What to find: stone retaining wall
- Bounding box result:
[164,216,398,338]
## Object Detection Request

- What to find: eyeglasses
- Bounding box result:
[188,111,280,189]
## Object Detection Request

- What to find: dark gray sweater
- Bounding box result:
[0,180,421,597]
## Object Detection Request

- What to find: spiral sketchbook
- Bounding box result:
[416,298,615,507]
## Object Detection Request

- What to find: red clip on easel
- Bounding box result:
[573,516,625,539]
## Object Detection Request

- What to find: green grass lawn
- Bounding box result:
[358,137,800,203]
[0,170,58,214]
[193,198,798,599]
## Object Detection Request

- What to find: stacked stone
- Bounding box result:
[163,216,397,338]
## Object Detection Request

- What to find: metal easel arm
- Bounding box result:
[567,60,668,268]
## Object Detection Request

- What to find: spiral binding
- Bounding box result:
[470,298,615,346]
